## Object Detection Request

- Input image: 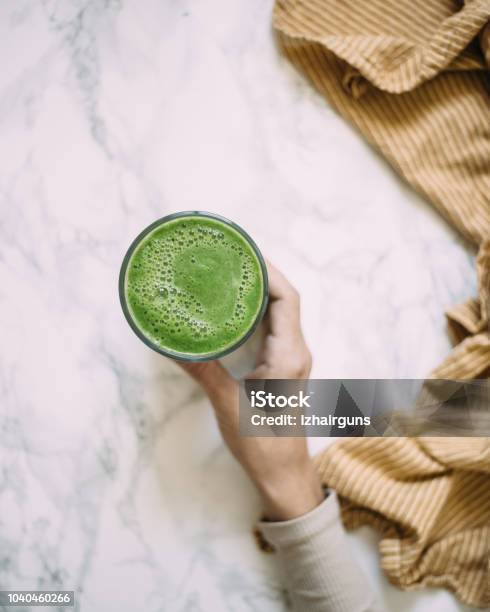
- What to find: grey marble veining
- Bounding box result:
[0,1,476,611]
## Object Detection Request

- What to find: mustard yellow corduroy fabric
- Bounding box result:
[273,0,490,606]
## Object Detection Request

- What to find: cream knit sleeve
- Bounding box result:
[258,492,384,612]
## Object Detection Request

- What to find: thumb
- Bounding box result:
[179,359,236,400]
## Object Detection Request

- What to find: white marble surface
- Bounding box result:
[0,1,478,611]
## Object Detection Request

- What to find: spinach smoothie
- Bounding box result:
[120,212,267,360]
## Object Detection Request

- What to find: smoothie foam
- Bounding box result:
[123,214,265,357]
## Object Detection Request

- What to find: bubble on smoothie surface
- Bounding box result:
[124,216,264,355]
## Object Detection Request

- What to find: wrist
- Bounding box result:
[260,469,324,521]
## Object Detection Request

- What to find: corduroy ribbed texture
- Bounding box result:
[273,0,490,607]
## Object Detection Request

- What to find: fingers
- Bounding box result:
[266,260,299,302]
[246,363,270,380]
[265,260,302,338]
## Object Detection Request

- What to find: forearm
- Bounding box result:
[258,492,384,612]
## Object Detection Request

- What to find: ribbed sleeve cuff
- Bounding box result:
[258,492,340,549]
[256,492,383,611]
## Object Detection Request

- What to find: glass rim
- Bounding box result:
[119,210,269,362]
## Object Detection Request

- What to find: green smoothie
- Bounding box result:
[121,213,267,359]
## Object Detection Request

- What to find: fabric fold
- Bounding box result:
[314,438,490,607]
[274,0,490,606]
[274,0,490,377]
[275,0,490,93]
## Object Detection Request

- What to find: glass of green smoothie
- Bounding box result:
[119,211,268,361]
